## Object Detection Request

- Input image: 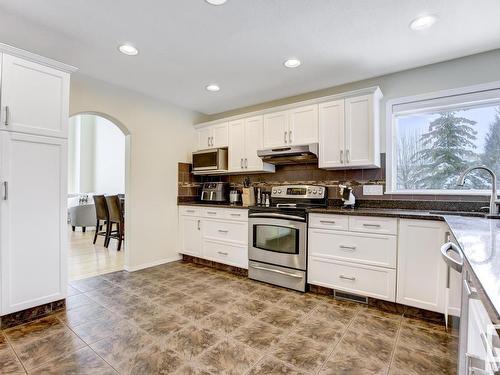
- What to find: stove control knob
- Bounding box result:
[307,189,312,194]
[277,189,282,194]
[313,189,318,194]
[272,189,277,194]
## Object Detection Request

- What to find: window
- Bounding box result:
[387,84,500,194]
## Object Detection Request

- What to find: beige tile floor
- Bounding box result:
[0,261,458,374]
[68,226,125,281]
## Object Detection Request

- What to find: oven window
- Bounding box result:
[253,225,299,254]
[193,151,217,169]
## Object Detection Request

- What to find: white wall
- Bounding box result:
[68,114,125,194]
[94,116,125,194]
[70,75,201,271]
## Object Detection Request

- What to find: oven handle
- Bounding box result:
[248,212,306,222]
[249,264,303,278]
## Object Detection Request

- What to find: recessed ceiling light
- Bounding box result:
[284,58,301,68]
[206,84,220,92]
[409,15,437,31]
[205,0,227,5]
[118,44,138,56]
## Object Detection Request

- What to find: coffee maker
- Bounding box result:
[200,182,229,202]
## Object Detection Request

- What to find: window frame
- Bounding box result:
[386,81,500,195]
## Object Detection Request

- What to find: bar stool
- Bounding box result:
[92,195,109,245]
[105,195,125,251]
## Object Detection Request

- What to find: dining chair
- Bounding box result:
[105,195,125,250]
[92,195,109,245]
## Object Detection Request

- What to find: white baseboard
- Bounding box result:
[124,255,182,272]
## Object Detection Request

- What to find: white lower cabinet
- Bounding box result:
[397,219,461,315]
[178,206,248,269]
[0,132,68,315]
[308,214,397,302]
[308,257,396,301]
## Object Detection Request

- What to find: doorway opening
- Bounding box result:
[67,113,129,281]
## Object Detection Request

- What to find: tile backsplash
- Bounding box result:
[178,154,489,206]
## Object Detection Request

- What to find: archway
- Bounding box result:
[68,112,131,280]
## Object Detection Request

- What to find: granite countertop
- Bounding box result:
[178,201,248,209]
[444,215,500,321]
[307,207,485,220]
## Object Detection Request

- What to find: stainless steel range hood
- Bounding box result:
[257,143,318,165]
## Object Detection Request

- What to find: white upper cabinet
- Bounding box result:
[263,105,318,148]
[197,122,228,150]
[318,99,345,168]
[0,132,67,314]
[228,116,274,173]
[319,89,381,169]
[0,54,70,138]
[263,110,289,148]
[289,104,318,146]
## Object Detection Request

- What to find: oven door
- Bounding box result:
[248,213,307,270]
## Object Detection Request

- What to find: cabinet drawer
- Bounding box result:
[308,257,396,302]
[309,214,349,231]
[203,240,248,269]
[179,206,201,216]
[223,209,248,221]
[349,216,397,235]
[203,219,248,244]
[308,229,396,268]
[203,208,224,218]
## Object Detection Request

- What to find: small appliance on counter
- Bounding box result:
[339,185,356,208]
[229,190,241,205]
[200,182,229,202]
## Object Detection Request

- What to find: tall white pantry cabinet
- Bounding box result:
[0,44,76,315]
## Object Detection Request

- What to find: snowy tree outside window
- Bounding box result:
[391,93,500,193]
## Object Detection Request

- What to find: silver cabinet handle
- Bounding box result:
[207,211,217,215]
[3,181,7,200]
[217,251,228,256]
[240,158,243,169]
[346,149,350,163]
[339,275,356,281]
[339,245,356,251]
[230,213,241,217]
[440,242,464,273]
[211,136,214,147]
[320,220,336,224]
[284,131,287,143]
[245,158,248,168]
[197,219,201,230]
[289,130,292,143]
[186,209,195,213]
[250,264,302,278]
[363,223,381,228]
[340,150,344,164]
[207,137,210,147]
[5,106,10,126]
[218,229,229,233]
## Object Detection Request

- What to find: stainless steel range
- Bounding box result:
[248,185,327,292]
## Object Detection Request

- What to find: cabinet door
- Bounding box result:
[344,94,379,167]
[0,132,67,314]
[397,219,448,313]
[318,100,345,168]
[0,54,69,138]
[289,104,318,145]
[212,122,229,148]
[263,110,289,148]
[228,119,245,171]
[244,116,264,171]
[179,215,202,257]
[197,127,212,150]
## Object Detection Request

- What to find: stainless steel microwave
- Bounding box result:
[192,148,228,172]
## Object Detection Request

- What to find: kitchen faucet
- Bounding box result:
[457,166,499,216]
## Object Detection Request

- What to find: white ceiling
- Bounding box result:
[0,0,499,115]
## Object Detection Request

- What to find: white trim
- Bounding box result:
[386,80,500,195]
[0,42,78,73]
[123,255,182,272]
[195,86,382,129]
